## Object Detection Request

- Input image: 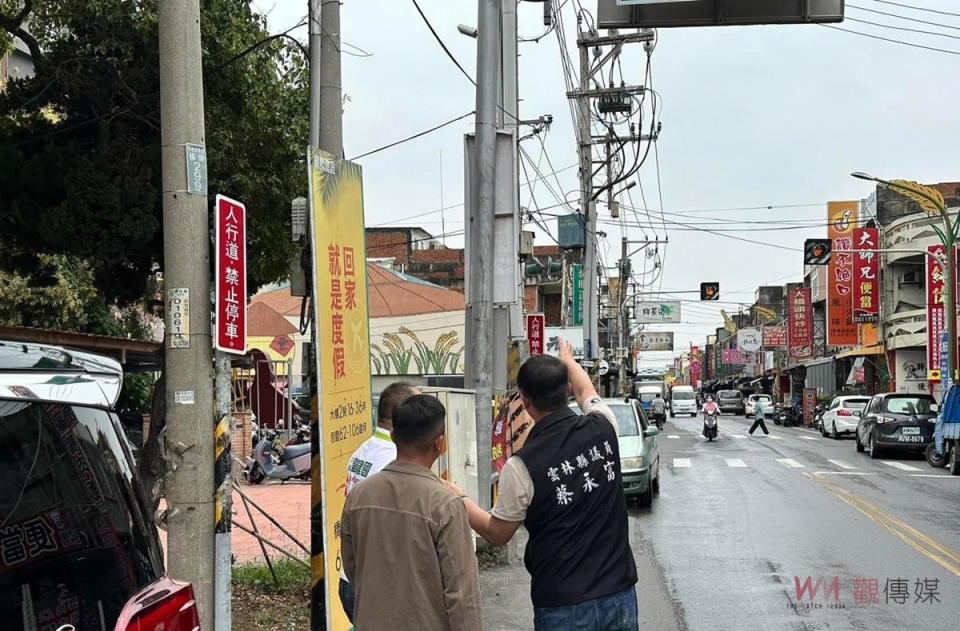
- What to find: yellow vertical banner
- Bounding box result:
[309,148,372,631]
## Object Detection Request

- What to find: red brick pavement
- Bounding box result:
[158,481,311,565]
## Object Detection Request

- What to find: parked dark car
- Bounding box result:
[717,389,745,415]
[856,393,938,459]
[0,341,199,631]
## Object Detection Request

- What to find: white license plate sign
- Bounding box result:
[897,436,924,443]
[901,427,920,435]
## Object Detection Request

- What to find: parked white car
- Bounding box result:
[822,395,870,439]
[745,394,773,418]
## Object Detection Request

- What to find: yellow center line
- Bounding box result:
[808,472,960,577]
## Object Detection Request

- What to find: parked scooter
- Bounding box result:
[246,423,311,484]
[778,403,803,428]
[703,409,719,441]
[813,405,825,432]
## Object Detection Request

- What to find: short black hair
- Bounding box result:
[517,355,569,412]
[392,395,446,453]
[378,382,417,423]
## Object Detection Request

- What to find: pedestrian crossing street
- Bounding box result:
[668,455,927,473]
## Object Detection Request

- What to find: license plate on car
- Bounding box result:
[901,427,920,435]
[897,436,924,443]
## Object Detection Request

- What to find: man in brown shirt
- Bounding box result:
[340,394,483,631]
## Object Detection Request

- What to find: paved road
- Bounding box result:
[480,412,960,630]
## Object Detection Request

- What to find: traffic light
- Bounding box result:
[804,239,832,265]
[700,282,719,301]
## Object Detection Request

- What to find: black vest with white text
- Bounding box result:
[515,408,637,608]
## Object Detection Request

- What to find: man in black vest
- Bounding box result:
[450,340,639,630]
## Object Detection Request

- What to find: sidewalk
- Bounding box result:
[158,481,311,565]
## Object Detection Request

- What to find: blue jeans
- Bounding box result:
[534,586,639,631]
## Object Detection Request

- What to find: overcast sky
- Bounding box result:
[255,0,960,365]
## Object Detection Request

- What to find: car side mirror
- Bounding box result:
[854,410,862,417]
[644,426,660,437]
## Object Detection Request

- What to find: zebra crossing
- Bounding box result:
[668,456,937,474]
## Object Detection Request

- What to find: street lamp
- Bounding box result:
[850,171,957,384]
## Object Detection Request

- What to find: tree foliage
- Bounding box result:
[0,0,308,306]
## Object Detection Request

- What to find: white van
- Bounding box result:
[671,385,697,417]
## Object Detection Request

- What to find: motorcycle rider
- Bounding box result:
[702,396,720,440]
[702,396,719,416]
[651,393,667,429]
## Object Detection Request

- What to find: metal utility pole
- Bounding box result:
[466,0,500,511]
[310,0,342,628]
[159,1,215,628]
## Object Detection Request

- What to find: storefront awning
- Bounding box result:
[834,344,885,359]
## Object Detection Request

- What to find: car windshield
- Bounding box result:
[882,397,934,415]
[673,392,695,400]
[719,391,740,400]
[0,401,163,628]
[639,393,657,403]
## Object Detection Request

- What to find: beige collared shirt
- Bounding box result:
[341,461,483,631]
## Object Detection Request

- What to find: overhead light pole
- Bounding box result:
[851,172,957,384]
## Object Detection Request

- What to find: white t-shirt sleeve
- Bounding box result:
[490,456,534,522]
[580,397,619,436]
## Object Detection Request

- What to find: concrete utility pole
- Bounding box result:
[308,0,322,148]
[569,30,655,362]
[159,1,215,628]
[466,0,500,511]
[319,0,343,154]
[309,0,342,628]
[618,237,629,394]
[577,38,598,360]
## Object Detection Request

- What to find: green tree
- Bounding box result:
[0,0,307,306]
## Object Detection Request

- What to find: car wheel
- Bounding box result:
[639,477,654,507]
[869,435,882,459]
[949,442,960,476]
[856,433,865,453]
[926,443,948,468]
[652,473,661,494]
[831,423,840,440]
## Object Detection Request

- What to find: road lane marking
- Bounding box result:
[769,435,783,440]
[808,473,960,577]
[812,471,875,476]
[726,458,748,468]
[907,474,957,478]
[882,461,923,472]
[672,458,692,468]
[828,459,857,470]
[729,434,747,439]
[777,459,805,468]
[667,435,680,439]
[800,436,819,441]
